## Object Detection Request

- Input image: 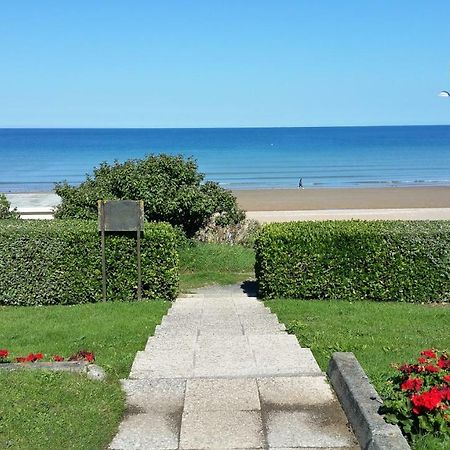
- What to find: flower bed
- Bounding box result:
[0,348,95,364]
[381,349,450,441]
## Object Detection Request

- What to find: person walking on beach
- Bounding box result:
[298,177,304,189]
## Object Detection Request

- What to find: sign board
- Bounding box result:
[98,200,145,302]
[98,200,144,232]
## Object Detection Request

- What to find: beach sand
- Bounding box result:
[233,187,450,211]
[232,187,450,222]
[6,187,450,221]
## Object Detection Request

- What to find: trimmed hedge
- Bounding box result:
[0,220,178,306]
[255,221,450,302]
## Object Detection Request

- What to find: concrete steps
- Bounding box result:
[110,284,359,449]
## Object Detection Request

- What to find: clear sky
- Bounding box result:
[1,1,450,128]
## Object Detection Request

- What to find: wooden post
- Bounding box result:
[137,228,142,300]
[99,201,107,302]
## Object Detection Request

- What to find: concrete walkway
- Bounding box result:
[246,208,450,222]
[110,284,359,449]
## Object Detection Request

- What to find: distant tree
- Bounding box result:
[0,194,19,219]
[54,154,245,236]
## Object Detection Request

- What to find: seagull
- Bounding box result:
[438,90,450,97]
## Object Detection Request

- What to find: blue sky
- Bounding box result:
[1,1,450,127]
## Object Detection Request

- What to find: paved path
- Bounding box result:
[247,208,450,223]
[110,284,359,449]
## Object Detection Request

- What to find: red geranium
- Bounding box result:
[398,363,421,374]
[421,349,437,359]
[9,349,95,364]
[438,356,450,370]
[383,349,450,441]
[401,377,423,392]
[441,387,450,402]
[411,387,443,415]
[68,349,95,363]
[84,352,95,362]
[16,352,45,363]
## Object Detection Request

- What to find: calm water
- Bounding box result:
[0,126,449,192]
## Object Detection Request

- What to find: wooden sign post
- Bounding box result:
[98,200,144,302]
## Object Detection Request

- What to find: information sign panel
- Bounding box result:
[98,200,144,302]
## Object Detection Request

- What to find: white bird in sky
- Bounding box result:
[438,90,450,97]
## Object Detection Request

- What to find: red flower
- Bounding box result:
[443,375,450,384]
[22,353,44,362]
[0,349,8,359]
[421,349,437,359]
[418,357,427,364]
[411,387,443,415]
[15,357,27,363]
[438,356,450,369]
[398,363,421,374]
[441,387,450,401]
[425,365,440,373]
[401,377,423,392]
[53,355,64,362]
[84,352,95,362]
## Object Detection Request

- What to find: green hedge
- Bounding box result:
[255,221,450,302]
[0,220,178,306]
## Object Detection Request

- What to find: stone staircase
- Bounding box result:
[110,284,359,449]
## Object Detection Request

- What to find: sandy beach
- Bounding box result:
[233,187,450,211]
[232,187,450,222]
[5,186,450,221]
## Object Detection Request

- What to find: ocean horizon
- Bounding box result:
[1,125,449,193]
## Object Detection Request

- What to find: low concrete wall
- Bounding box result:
[327,352,410,450]
[16,207,55,220]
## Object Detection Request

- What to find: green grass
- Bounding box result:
[266,299,450,449]
[179,242,255,291]
[0,300,169,449]
[0,241,254,449]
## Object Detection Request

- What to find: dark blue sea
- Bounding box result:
[0,126,449,192]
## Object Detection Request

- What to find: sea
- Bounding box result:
[0,126,449,193]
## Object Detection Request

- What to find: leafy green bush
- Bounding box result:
[54,154,244,236]
[0,220,178,306]
[255,221,450,302]
[0,194,19,219]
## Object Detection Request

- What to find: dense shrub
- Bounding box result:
[0,220,178,306]
[54,154,244,236]
[255,221,450,302]
[0,194,19,219]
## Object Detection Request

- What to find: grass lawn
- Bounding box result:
[0,242,253,449]
[0,300,169,450]
[266,299,450,449]
[179,242,255,291]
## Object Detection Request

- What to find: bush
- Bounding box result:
[0,220,178,306]
[54,154,244,236]
[0,194,19,219]
[255,221,450,302]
